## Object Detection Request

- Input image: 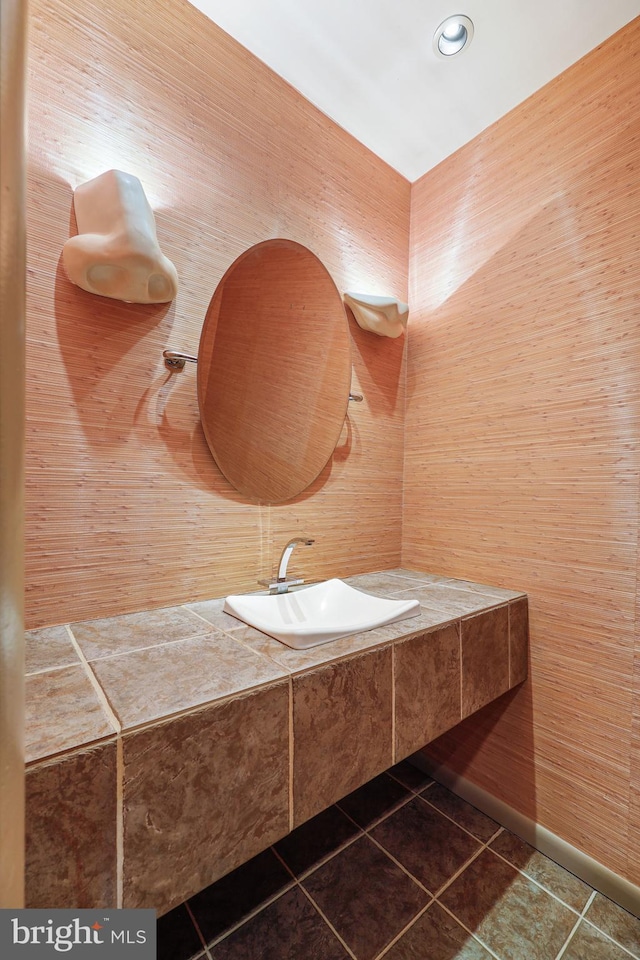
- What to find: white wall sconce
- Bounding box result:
[62,169,179,304]
[343,292,409,339]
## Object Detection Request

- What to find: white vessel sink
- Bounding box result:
[223,578,421,649]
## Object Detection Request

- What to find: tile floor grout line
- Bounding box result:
[160,778,640,959]
[581,890,597,915]
[385,768,434,794]
[183,900,213,960]
[432,842,489,900]
[550,885,600,960]
[297,883,359,960]
[334,791,496,906]
[270,842,299,882]
[553,913,584,960]
[201,878,299,951]
[364,831,438,898]
[371,900,434,960]
[435,900,504,960]
[580,914,640,960]
[487,844,588,917]
[417,790,501,845]
[336,790,416,834]
[280,830,364,884]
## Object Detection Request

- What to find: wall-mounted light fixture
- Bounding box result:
[343,292,409,339]
[433,15,474,58]
[62,169,179,304]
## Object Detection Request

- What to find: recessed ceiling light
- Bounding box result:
[433,15,474,58]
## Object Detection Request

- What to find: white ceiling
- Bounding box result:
[188,0,639,182]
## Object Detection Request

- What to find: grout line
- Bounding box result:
[204,880,298,950]
[553,914,584,960]
[487,845,587,917]
[66,626,122,733]
[115,737,124,909]
[183,901,212,960]
[220,628,293,673]
[364,832,435,898]
[391,647,396,764]
[582,891,597,915]
[298,884,358,960]
[181,606,227,627]
[372,900,434,960]
[507,601,512,687]
[336,790,416,834]
[105,675,289,738]
[71,626,228,664]
[287,677,294,833]
[435,901,504,960]
[287,831,364,884]
[580,910,640,960]
[25,660,86,678]
[270,845,298,882]
[416,791,499,846]
[553,886,596,960]
[66,627,125,906]
[385,767,434,795]
[432,843,488,900]
[580,922,640,960]
[458,619,463,716]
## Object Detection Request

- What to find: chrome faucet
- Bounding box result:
[261,537,315,594]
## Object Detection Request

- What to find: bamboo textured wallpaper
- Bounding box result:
[406,20,640,886]
[25,0,409,627]
[25,0,640,893]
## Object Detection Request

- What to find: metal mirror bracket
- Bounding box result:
[163,350,364,406]
[163,350,198,370]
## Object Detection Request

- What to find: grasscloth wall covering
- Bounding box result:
[26,0,640,895]
[405,20,640,887]
[25,0,409,627]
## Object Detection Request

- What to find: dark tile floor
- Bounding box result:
[158,762,640,960]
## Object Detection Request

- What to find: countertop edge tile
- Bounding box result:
[25,570,527,760]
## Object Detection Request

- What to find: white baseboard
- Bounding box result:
[410,753,640,919]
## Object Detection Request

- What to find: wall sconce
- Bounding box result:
[62,169,179,304]
[343,292,409,338]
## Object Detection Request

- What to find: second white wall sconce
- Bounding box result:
[343,292,409,338]
[62,169,179,304]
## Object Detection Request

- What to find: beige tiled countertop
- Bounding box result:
[24,568,529,914]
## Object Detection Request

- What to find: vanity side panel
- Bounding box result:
[461,606,510,718]
[292,647,393,826]
[509,598,529,687]
[394,624,461,761]
[25,741,118,908]
[122,682,289,915]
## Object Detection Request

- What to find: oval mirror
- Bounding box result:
[197,239,352,503]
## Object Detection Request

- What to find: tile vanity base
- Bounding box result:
[24,569,528,915]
